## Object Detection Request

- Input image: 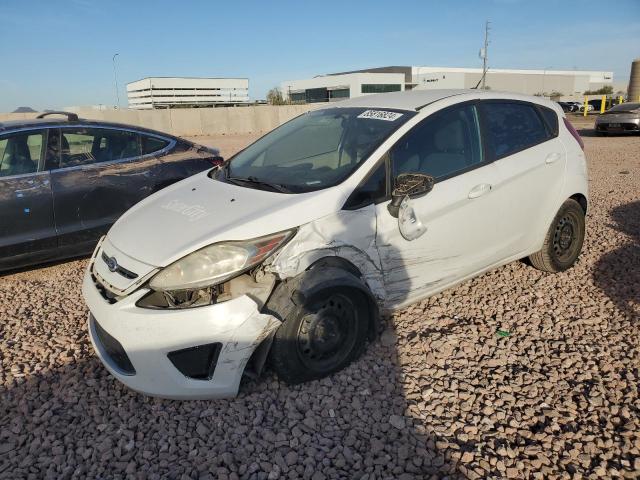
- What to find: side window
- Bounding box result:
[480,102,549,159]
[59,128,141,169]
[343,161,387,210]
[0,130,45,177]
[390,104,482,181]
[538,106,559,138]
[141,135,170,155]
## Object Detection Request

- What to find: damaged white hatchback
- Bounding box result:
[82,89,588,399]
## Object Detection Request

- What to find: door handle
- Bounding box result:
[545,152,562,164]
[468,183,492,199]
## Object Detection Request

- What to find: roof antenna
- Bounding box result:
[473,20,490,89]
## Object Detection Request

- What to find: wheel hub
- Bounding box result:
[297,294,356,370]
[553,215,577,259]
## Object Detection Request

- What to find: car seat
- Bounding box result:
[2,137,36,176]
[421,120,469,178]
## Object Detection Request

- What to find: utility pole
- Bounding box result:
[112,53,120,108]
[480,21,490,90]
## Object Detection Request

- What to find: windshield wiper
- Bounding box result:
[227,175,293,193]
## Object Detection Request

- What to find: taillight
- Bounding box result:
[210,156,224,167]
[563,118,584,150]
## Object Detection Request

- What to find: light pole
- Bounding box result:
[112,53,120,108]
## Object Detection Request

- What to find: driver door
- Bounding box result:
[374,103,506,309]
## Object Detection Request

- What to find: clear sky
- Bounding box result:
[0,0,638,111]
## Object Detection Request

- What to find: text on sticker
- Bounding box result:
[357,110,403,121]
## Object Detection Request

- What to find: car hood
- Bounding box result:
[107,170,344,267]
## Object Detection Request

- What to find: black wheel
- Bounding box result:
[529,199,585,273]
[269,287,370,384]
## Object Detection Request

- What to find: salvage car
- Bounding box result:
[594,102,640,135]
[82,90,588,399]
[0,112,222,272]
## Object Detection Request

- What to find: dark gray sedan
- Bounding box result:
[0,112,222,272]
[595,102,640,135]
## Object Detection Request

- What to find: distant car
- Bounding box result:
[557,102,574,113]
[595,102,640,135]
[579,103,595,113]
[0,112,223,272]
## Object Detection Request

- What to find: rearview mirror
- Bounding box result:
[387,173,435,218]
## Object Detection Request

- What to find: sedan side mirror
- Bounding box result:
[387,173,435,218]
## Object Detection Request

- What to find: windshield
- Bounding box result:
[223,107,414,193]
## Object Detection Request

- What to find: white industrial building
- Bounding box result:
[282,72,406,104]
[282,66,614,103]
[127,77,250,109]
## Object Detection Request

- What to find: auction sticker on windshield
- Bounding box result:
[357,110,404,121]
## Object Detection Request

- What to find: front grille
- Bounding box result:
[92,317,135,375]
[101,251,138,279]
[168,343,222,380]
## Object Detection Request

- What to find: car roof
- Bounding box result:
[0,116,179,140]
[321,89,558,112]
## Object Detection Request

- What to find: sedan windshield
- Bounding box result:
[223,107,414,193]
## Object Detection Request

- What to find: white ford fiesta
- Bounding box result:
[82,89,588,399]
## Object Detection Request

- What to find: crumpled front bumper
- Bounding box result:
[82,264,281,400]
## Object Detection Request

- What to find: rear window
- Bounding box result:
[480,102,549,159]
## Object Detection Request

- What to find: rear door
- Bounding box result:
[478,101,566,256]
[0,129,56,261]
[48,126,161,247]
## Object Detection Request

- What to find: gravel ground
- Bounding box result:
[1,128,639,479]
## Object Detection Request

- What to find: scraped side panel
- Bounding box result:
[267,207,386,304]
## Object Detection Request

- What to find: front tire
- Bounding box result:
[269,287,370,384]
[529,199,585,273]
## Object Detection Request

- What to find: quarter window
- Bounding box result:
[141,135,170,155]
[0,131,44,177]
[390,104,483,181]
[480,102,549,159]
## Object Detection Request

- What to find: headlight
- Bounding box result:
[148,230,295,291]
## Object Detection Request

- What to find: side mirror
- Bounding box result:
[387,173,435,218]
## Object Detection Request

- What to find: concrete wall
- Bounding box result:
[0,105,315,137]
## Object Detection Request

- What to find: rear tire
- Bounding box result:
[269,286,370,384]
[529,199,585,273]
